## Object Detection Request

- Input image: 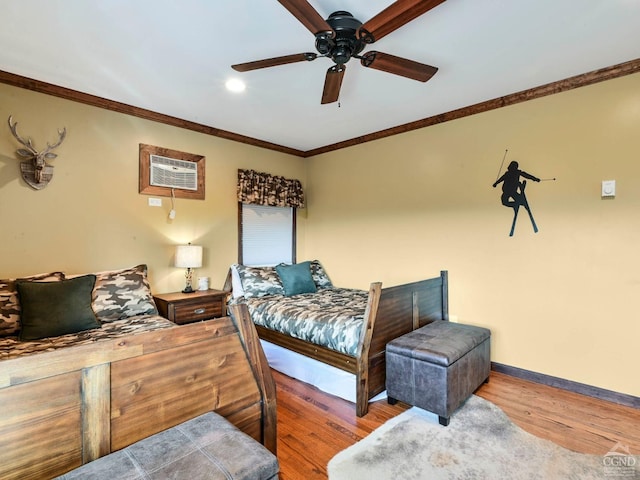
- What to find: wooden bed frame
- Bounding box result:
[225,270,449,417]
[0,306,276,480]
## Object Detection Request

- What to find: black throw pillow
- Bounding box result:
[17,274,101,341]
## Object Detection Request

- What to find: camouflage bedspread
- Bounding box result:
[0,314,175,361]
[243,287,369,356]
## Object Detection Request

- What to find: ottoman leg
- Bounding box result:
[438,416,450,427]
[388,396,398,405]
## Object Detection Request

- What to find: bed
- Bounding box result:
[0,264,277,479]
[225,261,449,416]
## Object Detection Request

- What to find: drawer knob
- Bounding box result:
[193,308,206,314]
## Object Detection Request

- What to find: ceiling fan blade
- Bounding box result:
[232,53,317,72]
[359,0,447,43]
[361,51,437,82]
[321,65,346,104]
[277,0,334,36]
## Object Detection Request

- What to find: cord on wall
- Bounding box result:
[169,188,176,219]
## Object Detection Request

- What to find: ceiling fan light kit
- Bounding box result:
[231,0,444,104]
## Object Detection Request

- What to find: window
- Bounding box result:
[236,168,303,265]
[239,203,296,265]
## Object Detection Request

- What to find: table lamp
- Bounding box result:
[175,243,203,293]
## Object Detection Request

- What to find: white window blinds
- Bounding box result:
[241,204,293,266]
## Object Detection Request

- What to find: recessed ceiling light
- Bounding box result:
[225,78,246,93]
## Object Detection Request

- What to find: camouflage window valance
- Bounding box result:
[237,169,305,208]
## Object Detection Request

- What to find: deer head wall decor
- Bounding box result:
[7,115,67,190]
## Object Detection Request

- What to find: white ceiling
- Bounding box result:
[1,0,640,153]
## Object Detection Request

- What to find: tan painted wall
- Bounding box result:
[0,84,306,293]
[2,73,638,397]
[305,73,640,397]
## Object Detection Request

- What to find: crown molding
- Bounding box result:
[2,57,639,158]
[303,58,640,157]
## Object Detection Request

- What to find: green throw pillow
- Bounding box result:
[276,262,317,296]
[17,274,101,341]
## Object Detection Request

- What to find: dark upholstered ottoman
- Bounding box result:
[386,320,491,426]
[56,412,279,480]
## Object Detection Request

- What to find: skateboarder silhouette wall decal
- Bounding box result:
[492,149,555,237]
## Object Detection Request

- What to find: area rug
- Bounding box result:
[328,395,637,480]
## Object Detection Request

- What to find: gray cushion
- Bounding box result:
[387,320,490,367]
[56,412,279,480]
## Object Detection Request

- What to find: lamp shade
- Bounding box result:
[175,245,203,268]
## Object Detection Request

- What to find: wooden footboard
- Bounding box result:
[360,271,449,415]
[0,310,276,480]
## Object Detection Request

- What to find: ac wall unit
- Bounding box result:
[149,154,198,191]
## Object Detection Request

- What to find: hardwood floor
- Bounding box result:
[273,369,640,480]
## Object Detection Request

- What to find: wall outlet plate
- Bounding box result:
[148,197,162,207]
[601,180,616,197]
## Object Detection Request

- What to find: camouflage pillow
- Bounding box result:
[92,264,158,322]
[235,265,284,299]
[230,264,246,299]
[309,260,333,289]
[0,271,65,337]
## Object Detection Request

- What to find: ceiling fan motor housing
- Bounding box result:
[315,11,365,65]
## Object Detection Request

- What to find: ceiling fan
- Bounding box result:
[232,0,445,104]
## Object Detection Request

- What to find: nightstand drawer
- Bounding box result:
[153,289,228,325]
[173,299,224,324]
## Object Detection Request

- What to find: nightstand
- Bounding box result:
[153,289,228,325]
